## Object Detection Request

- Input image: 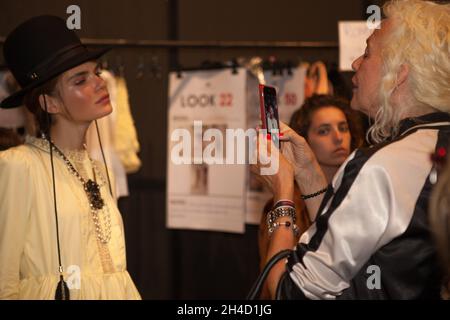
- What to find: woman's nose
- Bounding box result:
[352,55,363,71]
[333,129,344,144]
[94,74,106,91]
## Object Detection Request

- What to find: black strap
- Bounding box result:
[94,120,113,197]
[43,95,70,300]
[246,249,292,300]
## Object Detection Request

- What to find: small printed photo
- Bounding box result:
[190,163,208,195]
[189,123,228,195]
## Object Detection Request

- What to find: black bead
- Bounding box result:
[85,180,104,210]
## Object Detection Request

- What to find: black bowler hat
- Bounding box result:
[0,15,109,109]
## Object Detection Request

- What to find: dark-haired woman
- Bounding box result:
[0,16,140,299]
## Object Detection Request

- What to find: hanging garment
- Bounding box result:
[114,76,141,174]
[304,61,333,99]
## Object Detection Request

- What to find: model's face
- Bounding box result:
[351,19,393,118]
[307,106,352,167]
[54,61,111,123]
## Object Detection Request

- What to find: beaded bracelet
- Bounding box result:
[268,220,300,238]
[267,205,297,240]
[266,205,297,228]
[273,199,295,210]
[301,186,329,200]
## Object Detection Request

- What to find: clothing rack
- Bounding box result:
[0,37,339,79]
[0,37,338,49]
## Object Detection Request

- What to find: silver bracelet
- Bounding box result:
[266,206,296,227]
[267,205,296,235]
[268,220,300,238]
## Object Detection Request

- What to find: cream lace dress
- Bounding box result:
[0,136,141,299]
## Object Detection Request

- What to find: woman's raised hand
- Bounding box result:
[278,121,318,181]
[250,129,295,201]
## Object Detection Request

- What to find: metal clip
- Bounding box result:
[29,72,39,80]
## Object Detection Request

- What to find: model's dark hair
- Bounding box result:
[289,94,365,151]
[23,76,60,136]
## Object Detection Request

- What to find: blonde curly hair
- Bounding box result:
[368,0,450,143]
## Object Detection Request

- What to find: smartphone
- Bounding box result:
[259,84,280,141]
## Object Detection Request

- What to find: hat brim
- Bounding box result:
[0,47,110,109]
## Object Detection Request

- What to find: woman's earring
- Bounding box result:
[429,147,447,184]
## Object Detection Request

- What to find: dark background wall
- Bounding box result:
[0,0,385,299]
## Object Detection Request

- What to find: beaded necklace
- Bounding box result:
[44,138,112,244]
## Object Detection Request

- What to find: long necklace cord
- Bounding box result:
[43,95,69,300]
[94,120,113,197]
[47,140,111,243]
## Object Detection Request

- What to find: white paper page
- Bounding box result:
[167,68,247,233]
[339,21,374,71]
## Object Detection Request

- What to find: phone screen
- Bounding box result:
[259,85,280,145]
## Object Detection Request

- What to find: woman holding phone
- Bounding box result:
[257,94,364,298]
[254,0,450,299]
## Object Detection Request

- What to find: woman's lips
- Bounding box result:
[96,94,110,105]
[334,148,349,155]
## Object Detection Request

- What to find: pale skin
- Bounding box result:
[38,61,112,150]
[306,107,351,183]
[254,17,437,299]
